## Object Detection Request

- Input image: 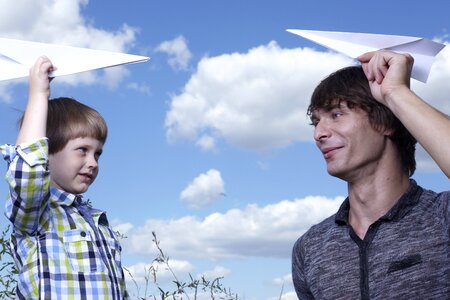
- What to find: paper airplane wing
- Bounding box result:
[0,37,150,81]
[286,29,446,82]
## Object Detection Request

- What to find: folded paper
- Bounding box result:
[286,29,446,83]
[0,37,150,81]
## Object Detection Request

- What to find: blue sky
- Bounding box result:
[0,1,449,299]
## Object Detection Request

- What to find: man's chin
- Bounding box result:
[327,166,347,180]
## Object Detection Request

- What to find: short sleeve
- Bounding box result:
[292,236,314,300]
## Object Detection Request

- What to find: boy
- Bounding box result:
[1,56,128,299]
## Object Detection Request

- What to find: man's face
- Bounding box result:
[49,136,103,194]
[311,102,388,181]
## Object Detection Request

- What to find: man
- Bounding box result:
[292,50,450,299]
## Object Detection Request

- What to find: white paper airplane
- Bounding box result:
[0,37,150,81]
[286,29,446,83]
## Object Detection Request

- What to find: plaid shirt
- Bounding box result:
[1,138,128,299]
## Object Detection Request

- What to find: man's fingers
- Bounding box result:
[360,51,390,84]
[357,51,376,63]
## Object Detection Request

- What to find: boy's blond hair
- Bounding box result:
[20,97,108,154]
[47,97,108,154]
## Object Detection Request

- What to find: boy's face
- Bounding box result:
[311,101,388,181]
[49,137,103,194]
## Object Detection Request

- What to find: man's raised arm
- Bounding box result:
[359,50,450,178]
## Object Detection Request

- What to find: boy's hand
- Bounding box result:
[358,50,414,107]
[16,57,56,145]
[28,56,55,100]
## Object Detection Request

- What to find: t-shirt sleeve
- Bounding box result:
[292,236,315,299]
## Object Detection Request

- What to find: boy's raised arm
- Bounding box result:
[359,50,450,178]
[16,56,54,145]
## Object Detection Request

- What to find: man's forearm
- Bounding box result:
[387,87,450,178]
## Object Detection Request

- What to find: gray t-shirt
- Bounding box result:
[292,180,450,299]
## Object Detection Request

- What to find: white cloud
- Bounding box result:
[269,291,298,300]
[0,0,140,101]
[199,265,231,279]
[120,196,343,260]
[165,39,450,172]
[0,0,137,52]
[180,169,225,209]
[125,260,194,285]
[408,42,450,171]
[414,41,450,113]
[111,220,134,238]
[124,259,194,298]
[196,134,217,151]
[156,35,192,71]
[126,82,151,95]
[0,82,15,104]
[271,273,293,288]
[165,41,353,152]
[124,259,232,299]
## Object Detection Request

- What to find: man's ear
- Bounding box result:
[372,122,394,137]
[382,126,395,138]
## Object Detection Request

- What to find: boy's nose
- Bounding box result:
[86,155,98,169]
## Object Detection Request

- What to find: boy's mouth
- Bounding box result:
[79,173,93,182]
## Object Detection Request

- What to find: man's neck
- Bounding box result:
[347,172,410,240]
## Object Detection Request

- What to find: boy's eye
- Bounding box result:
[77,147,88,154]
[94,151,102,161]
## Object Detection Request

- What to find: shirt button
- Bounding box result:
[107,254,112,259]
[80,231,86,237]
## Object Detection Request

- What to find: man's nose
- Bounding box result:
[314,120,331,142]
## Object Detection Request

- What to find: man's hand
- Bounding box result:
[358,50,414,107]
[360,50,450,178]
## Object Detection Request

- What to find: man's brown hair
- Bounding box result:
[308,66,416,176]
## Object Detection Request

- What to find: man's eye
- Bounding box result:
[332,112,343,118]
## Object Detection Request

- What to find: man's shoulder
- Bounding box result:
[417,185,450,214]
[414,183,450,205]
[307,214,337,234]
[419,185,450,198]
[295,213,339,249]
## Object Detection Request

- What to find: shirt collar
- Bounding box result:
[50,186,79,206]
[335,179,422,225]
[50,186,108,225]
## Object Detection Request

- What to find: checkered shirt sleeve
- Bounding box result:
[1,138,129,299]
